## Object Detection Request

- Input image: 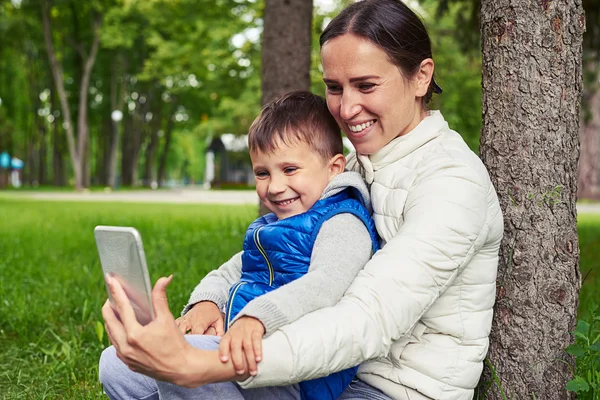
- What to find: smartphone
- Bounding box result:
[94,226,155,325]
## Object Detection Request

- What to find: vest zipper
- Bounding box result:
[254,226,274,286]
[225,281,247,330]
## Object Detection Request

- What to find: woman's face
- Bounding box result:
[321,33,429,155]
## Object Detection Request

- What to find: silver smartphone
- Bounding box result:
[94,226,155,325]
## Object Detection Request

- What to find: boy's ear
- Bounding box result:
[328,154,346,179]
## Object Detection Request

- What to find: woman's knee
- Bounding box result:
[99,345,120,386]
[99,345,159,400]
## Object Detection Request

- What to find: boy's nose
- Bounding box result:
[268,176,286,195]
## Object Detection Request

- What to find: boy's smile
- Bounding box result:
[251,138,343,220]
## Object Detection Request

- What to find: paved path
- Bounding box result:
[0,188,259,205]
[576,203,600,214]
[2,189,600,213]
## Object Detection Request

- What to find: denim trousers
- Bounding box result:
[99,335,392,400]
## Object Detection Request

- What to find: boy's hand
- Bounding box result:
[175,301,224,336]
[219,316,265,376]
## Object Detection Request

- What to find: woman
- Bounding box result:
[100,0,503,398]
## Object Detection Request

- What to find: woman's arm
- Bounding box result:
[239,158,492,388]
[231,213,373,334]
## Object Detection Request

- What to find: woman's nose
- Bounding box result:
[340,91,361,120]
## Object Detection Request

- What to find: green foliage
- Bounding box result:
[565,315,600,399]
[421,1,482,152]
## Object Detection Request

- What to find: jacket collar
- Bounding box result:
[356,110,448,184]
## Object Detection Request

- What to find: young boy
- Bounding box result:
[177,91,379,400]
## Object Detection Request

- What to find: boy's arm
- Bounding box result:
[181,251,243,315]
[232,214,373,334]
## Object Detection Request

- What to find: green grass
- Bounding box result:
[0,199,256,399]
[0,199,598,398]
[577,213,600,321]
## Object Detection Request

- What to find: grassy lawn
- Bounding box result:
[0,198,598,398]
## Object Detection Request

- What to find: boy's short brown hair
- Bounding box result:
[248,91,343,159]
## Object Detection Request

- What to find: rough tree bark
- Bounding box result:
[259,0,312,214]
[479,0,585,398]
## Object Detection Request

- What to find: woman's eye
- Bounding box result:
[326,85,342,94]
[359,83,375,91]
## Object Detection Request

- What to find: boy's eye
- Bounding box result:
[255,171,269,179]
[284,167,298,174]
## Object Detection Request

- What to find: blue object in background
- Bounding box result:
[11,157,24,170]
[0,152,9,169]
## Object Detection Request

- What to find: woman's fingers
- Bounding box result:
[214,317,225,336]
[102,298,126,349]
[205,326,217,336]
[105,274,140,332]
[151,275,174,320]
[175,318,190,334]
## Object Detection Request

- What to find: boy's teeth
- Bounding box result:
[277,198,296,205]
[349,120,374,132]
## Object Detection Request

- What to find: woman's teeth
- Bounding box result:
[349,120,374,133]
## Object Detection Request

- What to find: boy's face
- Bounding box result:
[251,138,344,220]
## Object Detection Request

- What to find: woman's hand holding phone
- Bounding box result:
[102,274,189,382]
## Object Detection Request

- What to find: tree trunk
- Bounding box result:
[157,100,178,186]
[259,0,313,213]
[577,62,600,200]
[51,89,66,187]
[107,54,127,189]
[143,94,162,187]
[41,0,101,190]
[479,1,584,398]
[121,116,133,187]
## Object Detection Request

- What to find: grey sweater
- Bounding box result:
[182,171,375,335]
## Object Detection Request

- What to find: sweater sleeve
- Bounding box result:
[238,157,492,388]
[181,251,243,316]
[231,213,373,334]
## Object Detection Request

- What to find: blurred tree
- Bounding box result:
[578,0,600,199]
[479,0,584,398]
[41,0,104,191]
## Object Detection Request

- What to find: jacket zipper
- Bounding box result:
[254,226,274,286]
[225,281,247,329]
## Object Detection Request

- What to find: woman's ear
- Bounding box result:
[415,58,434,97]
[328,153,346,179]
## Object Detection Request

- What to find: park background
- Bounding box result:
[0,0,599,398]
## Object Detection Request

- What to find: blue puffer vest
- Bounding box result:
[225,188,379,400]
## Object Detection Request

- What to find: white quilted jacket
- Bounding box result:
[240,111,504,400]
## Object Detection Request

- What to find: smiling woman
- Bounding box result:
[98,1,503,399]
